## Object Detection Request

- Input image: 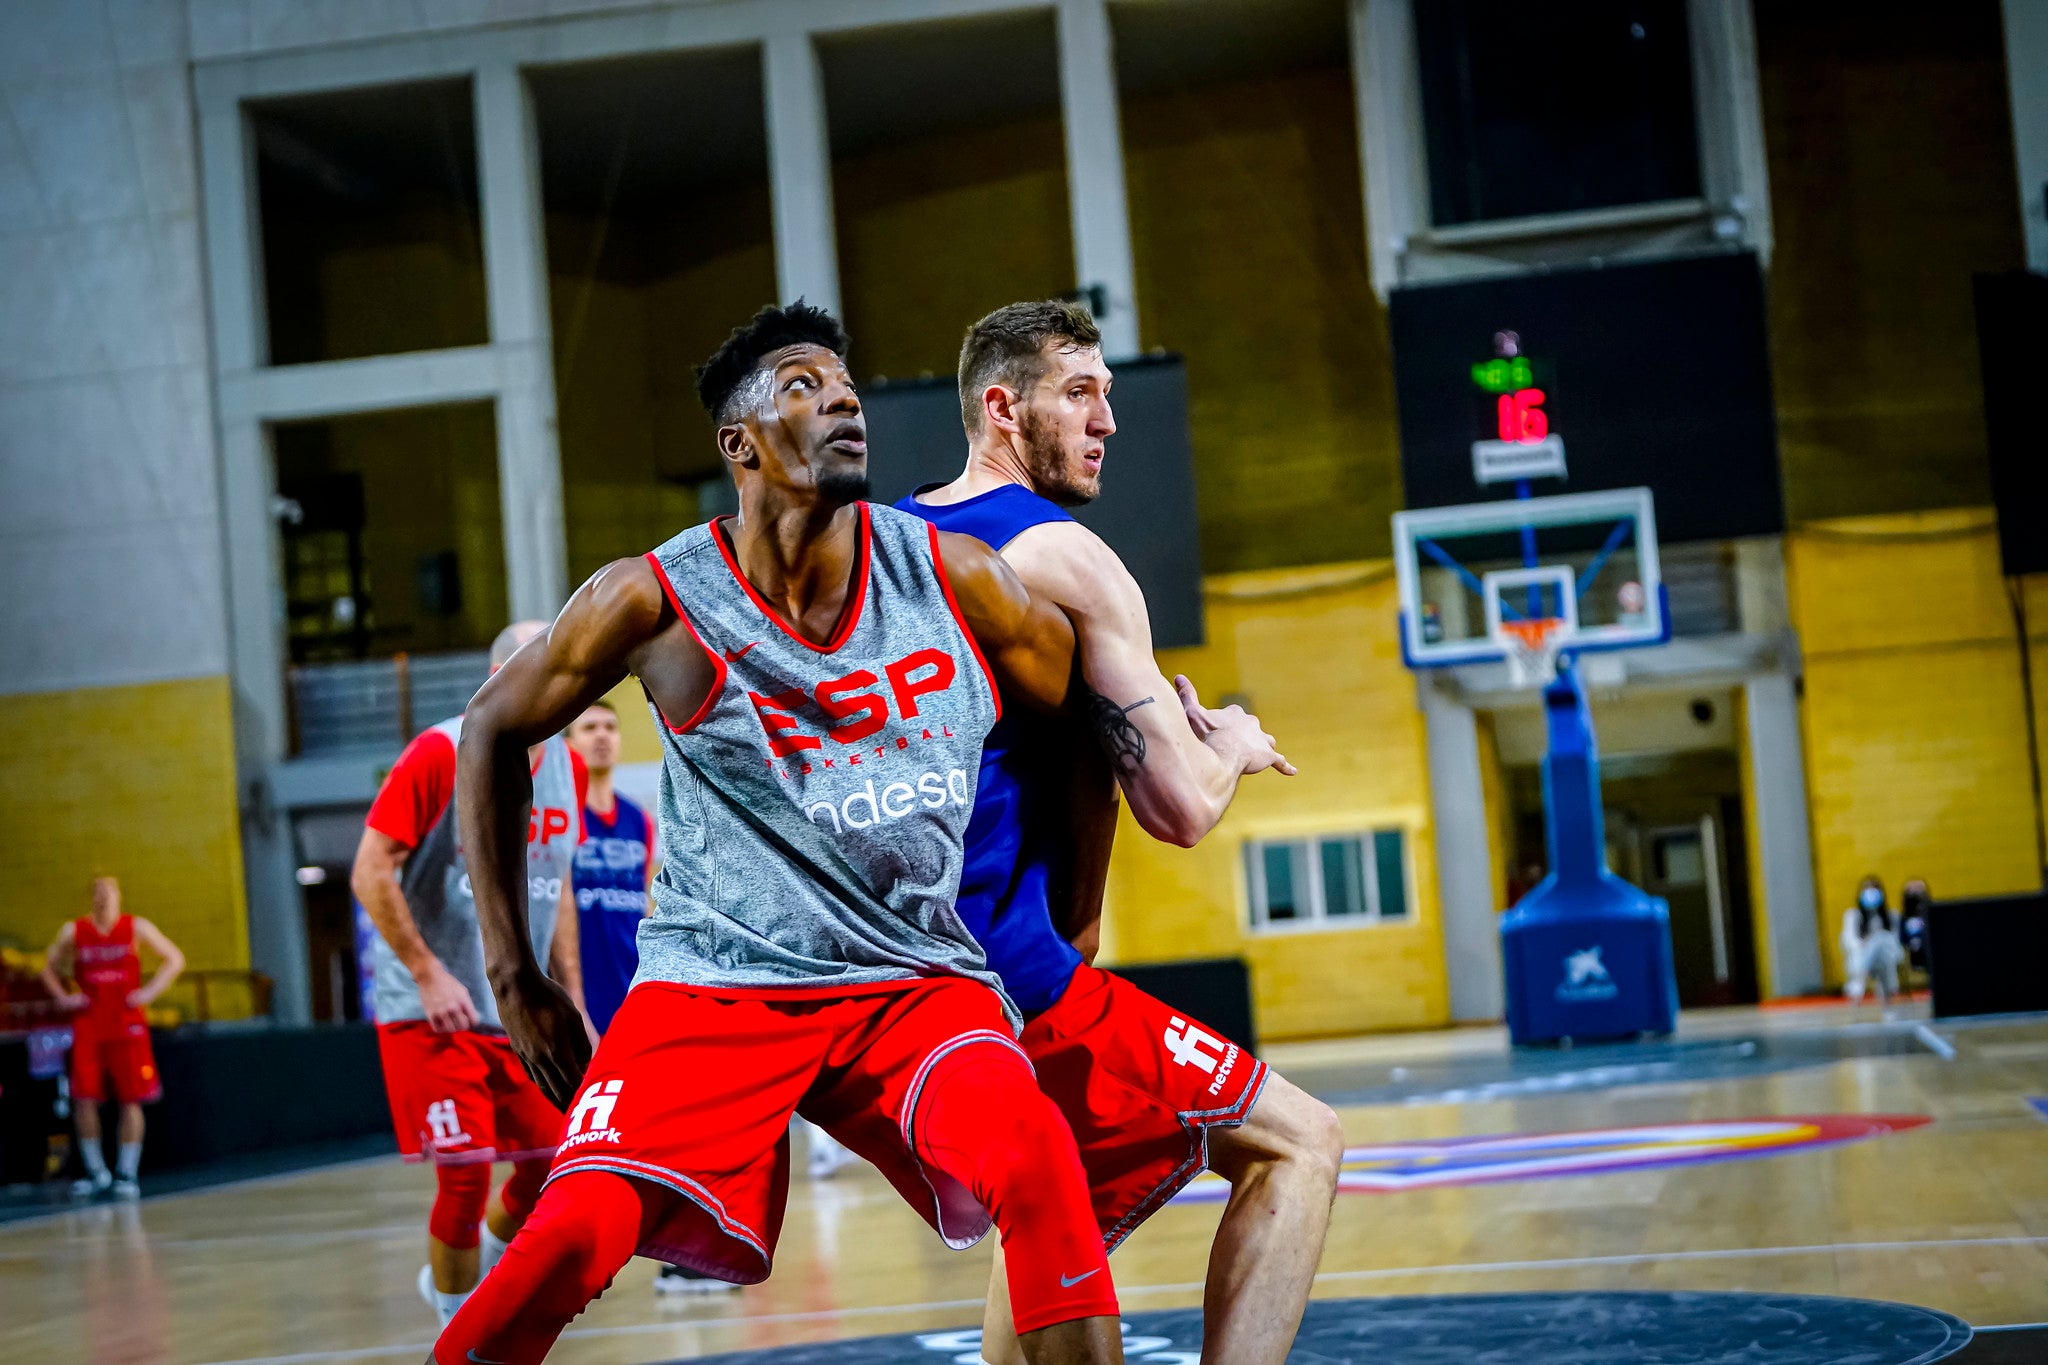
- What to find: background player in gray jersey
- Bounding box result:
[351,620,589,1328]
[434,303,1126,1365]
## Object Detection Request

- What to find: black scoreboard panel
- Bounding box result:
[861,353,1205,648]
[1974,270,2048,577]
[1390,250,1784,544]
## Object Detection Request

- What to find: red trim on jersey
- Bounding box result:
[926,521,1002,724]
[710,502,872,655]
[366,726,458,850]
[570,747,590,841]
[643,551,726,734]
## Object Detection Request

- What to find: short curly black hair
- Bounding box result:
[695,300,850,425]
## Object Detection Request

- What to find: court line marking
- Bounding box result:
[1912,1023,1956,1060]
[185,1233,2048,1365]
[0,1151,398,1236]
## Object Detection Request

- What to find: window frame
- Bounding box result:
[1350,0,1773,299]
[1243,829,1414,935]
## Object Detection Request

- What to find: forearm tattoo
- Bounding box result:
[1085,687,1155,774]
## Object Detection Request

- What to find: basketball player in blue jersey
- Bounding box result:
[563,700,652,1037]
[898,300,1345,1365]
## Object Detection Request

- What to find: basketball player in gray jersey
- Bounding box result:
[352,620,589,1328]
[433,304,1126,1365]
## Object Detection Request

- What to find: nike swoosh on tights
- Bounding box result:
[723,642,760,662]
[1059,1268,1101,1288]
[468,1352,506,1364]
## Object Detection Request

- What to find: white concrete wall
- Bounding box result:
[0,0,227,697]
[185,0,696,62]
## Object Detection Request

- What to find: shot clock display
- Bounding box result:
[1391,251,1784,544]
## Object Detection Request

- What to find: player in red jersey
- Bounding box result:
[352,620,591,1328]
[41,875,185,1199]
[434,303,1124,1365]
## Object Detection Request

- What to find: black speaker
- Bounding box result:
[1974,271,2048,578]
[1929,891,2048,1019]
[1109,957,1258,1056]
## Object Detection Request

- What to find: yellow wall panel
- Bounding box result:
[1788,511,2040,985]
[1098,562,1447,1040]
[0,677,248,977]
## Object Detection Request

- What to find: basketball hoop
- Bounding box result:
[1499,617,1567,688]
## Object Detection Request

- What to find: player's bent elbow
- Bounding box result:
[1132,792,1216,849]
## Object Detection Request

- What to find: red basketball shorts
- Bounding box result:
[1022,963,1269,1249]
[544,978,1047,1284]
[70,1020,161,1105]
[377,1022,563,1165]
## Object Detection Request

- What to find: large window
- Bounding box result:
[251,78,486,364]
[1244,831,1410,932]
[530,48,774,586]
[1414,0,1702,227]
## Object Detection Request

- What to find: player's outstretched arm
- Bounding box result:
[934,529,1077,713]
[458,556,683,1107]
[1005,522,1294,848]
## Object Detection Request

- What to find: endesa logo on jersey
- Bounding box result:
[740,646,976,836]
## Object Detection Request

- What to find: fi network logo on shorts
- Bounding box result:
[426,1098,470,1149]
[1164,1017,1242,1098]
[559,1079,625,1152]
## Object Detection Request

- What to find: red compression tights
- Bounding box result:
[432,1172,650,1365]
[913,1043,1119,1334]
[428,1162,492,1250]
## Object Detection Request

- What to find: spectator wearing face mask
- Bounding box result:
[1899,878,1932,977]
[1841,875,1904,1005]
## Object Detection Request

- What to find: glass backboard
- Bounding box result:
[1391,487,1666,672]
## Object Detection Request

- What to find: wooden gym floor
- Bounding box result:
[4,1002,2044,1365]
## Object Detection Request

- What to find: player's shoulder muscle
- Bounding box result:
[574,556,669,644]
[1003,519,1144,622]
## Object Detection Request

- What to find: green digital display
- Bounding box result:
[1470,356,1535,393]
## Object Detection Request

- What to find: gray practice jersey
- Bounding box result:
[635,502,1013,1023]
[370,716,579,1030]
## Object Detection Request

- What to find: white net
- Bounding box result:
[1500,619,1566,688]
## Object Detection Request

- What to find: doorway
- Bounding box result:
[1603,757,1758,1008]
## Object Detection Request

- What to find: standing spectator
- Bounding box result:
[1899,878,1933,977]
[1841,874,1904,1006]
[40,876,184,1199]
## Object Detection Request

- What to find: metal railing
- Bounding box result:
[287,651,490,755]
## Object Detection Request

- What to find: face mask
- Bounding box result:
[1859,888,1882,910]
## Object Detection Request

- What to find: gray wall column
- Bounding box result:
[476,64,568,620]
[2003,0,2048,270]
[1055,0,1141,358]
[764,34,843,316]
[198,86,310,1023]
[219,419,311,1026]
[1743,674,1824,996]
[1349,0,1429,302]
[1421,681,1503,1020]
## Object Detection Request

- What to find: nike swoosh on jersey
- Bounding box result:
[723,642,760,662]
[1059,1268,1101,1288]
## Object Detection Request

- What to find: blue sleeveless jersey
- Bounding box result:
[573,795,653,1033]
[894,483,1085,1017]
